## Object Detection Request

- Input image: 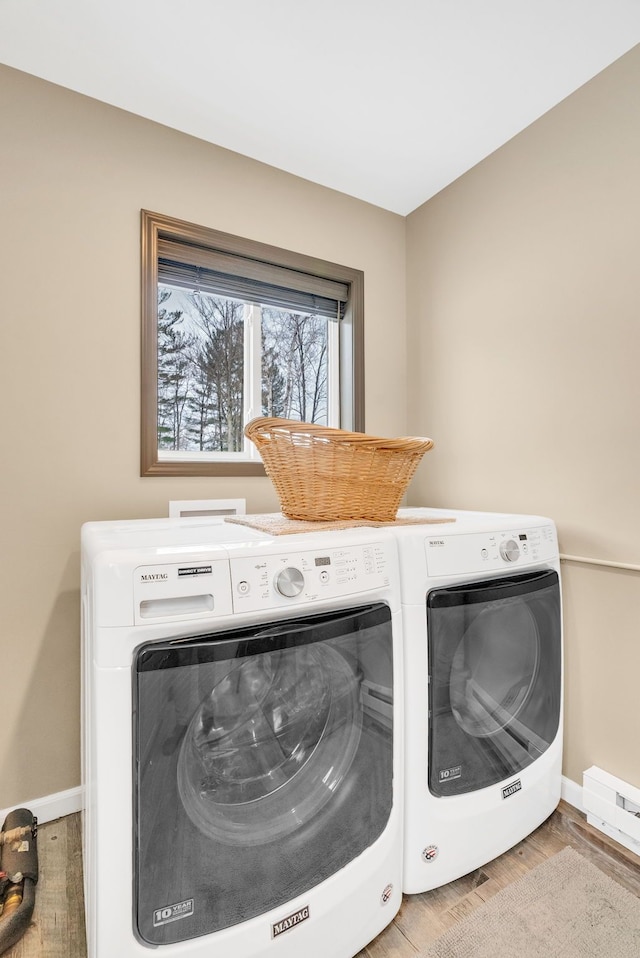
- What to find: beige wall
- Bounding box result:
[3,45,639,811]
[406,47,640,788]
[0,65,407,809]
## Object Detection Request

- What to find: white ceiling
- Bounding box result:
[1,0,639,214]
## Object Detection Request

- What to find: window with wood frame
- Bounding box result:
[141,211,364,477]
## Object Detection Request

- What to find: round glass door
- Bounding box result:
[427,570,561,797]
[449,600,540,738]
[177,643,362,845]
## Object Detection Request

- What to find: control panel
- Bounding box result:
[425,524,557,578]
[229,542,391,612]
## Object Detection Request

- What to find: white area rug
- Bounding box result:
[421,847,640,958]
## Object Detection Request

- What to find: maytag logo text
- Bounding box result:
[271,905,310,938]
[502,779,522,799]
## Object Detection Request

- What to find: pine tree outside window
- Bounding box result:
[141,211,364,477]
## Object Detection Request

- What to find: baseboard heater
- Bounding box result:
[583,765,640,857]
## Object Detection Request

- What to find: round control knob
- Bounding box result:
[274,567,305,597]
[499,539,520,562]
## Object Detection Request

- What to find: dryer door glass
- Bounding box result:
[427,570,561,797]
[133,602,394,945]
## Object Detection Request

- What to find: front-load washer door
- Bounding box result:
[427,569,561,797]
[133,602,394,945]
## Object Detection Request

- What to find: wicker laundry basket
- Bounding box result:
[245,417,434,522]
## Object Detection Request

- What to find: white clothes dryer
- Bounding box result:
[81,518,404,958]
[394,507,563,894]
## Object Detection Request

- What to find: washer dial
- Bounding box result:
[499,539,520,562]
[274,567,305,597]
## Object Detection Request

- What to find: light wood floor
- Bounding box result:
[4,801,640,957]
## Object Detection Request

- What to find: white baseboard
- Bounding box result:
[561,774,584,812]
[0,786,83,827]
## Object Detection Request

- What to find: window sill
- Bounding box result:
[141,457,266,478]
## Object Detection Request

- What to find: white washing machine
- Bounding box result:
[394,507,563,894]
[81,518,404,958]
